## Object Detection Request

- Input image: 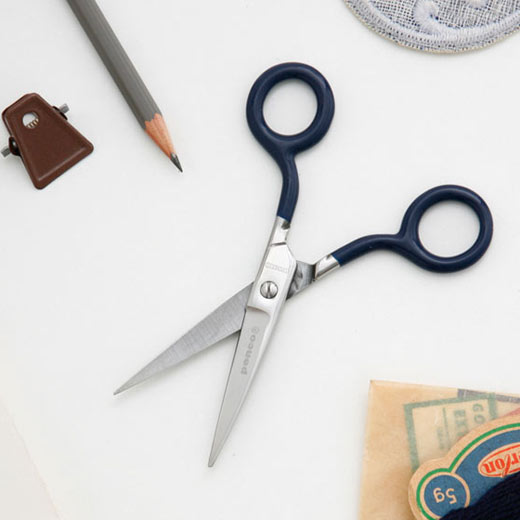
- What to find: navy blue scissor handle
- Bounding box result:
[247,63,335,223]
[330,185,493,273]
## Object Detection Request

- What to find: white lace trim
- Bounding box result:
[345,0,520,52]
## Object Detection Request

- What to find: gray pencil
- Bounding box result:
[65,0,182,171]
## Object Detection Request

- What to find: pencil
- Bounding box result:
[65,0,182,172]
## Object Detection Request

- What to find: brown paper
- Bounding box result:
[359,381,520,520]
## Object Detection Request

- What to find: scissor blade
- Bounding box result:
[209,227,302,466]
[114,261,314,396]
[208,306,271,467]
[114,285,252,395]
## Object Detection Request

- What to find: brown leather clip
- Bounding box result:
[2,93,93,189]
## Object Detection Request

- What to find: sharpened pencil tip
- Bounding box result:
[171,154,183,172]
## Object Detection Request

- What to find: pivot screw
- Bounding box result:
[260,281,278,299]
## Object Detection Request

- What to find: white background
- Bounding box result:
[1,0,519,519]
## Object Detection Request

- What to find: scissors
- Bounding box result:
[115,63,493,466]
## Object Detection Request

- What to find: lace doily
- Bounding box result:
[344,0,520,52]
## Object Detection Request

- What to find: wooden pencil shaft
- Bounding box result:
[65,0,160,127]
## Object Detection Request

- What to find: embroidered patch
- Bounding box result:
[344,0,520,52]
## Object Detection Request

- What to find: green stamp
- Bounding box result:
[405,394,498,472]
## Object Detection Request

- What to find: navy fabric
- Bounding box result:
[441,473,520,520]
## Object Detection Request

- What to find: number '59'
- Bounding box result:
[434,487,457,504]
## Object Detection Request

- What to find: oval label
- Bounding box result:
[478,443,520,478]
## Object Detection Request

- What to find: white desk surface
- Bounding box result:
[1,1,519,519]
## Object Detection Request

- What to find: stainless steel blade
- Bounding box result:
[114,285,252,395]
[288,260,314,298]
[114,261,315,396]
[208,217,298,466]
[208,307,271,467]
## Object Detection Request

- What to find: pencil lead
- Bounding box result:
[171,154,183,172]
